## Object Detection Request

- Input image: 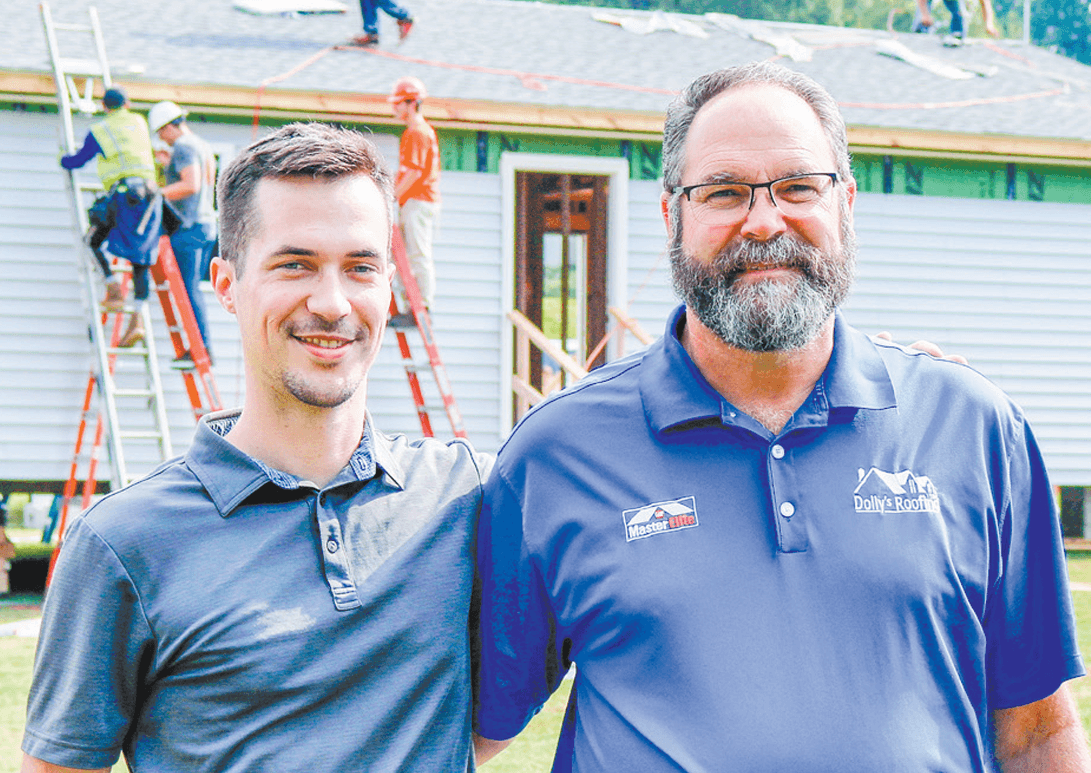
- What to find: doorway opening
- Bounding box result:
[513,172,609,402]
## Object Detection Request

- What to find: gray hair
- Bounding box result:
[217,122,396,271]
[661,62,852,192]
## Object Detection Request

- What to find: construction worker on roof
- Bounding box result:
[349,0,413,47]
[149,100,218,369]
[60,87,162,348]
[913,0,998,45]
[389,76,440,316]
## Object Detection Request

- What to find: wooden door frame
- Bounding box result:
[498,152,630,436]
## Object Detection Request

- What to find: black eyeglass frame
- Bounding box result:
[671,172,840,213]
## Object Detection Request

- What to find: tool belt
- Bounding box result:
[88,177,157,230]
[112,176,156,204]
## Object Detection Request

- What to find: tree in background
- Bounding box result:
[1032,0,1091,64]
[540,0,1091,63]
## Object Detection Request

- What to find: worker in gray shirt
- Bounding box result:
[150,101,217,367]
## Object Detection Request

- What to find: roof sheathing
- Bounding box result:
[5,0,1091,162]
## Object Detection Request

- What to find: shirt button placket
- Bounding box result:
[315,493,359,610]
[768,441,807,552]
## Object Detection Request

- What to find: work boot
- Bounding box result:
[397,18,414,41]
[101,282,125,313]
[348,33,379,47]
[117,312,145,348]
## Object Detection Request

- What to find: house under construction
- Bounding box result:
[1,0,1090,529]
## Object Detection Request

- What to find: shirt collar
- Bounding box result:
[367,420,407,491]
[824,312,897,412]
[641,305,725,434]
[642,305,896,435]
[186,409,388,517]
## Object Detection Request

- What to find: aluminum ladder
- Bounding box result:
[41,4,223,582]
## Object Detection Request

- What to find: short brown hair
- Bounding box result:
[217,122,396,271]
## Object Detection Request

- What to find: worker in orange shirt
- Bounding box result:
[389,76,440,315]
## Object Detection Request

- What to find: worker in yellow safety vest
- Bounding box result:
[61,87,162,347]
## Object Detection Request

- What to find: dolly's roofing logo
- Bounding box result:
[854,468,940,515]
[622,496,699,542]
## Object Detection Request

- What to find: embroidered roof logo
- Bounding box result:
[622,496,699,542]
[854,467,940,515]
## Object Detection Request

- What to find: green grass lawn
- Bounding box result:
[0,599,41,773]
[1065,552,1091,735]
[4,558,1091,772]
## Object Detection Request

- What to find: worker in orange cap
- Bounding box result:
[388,76,440,316]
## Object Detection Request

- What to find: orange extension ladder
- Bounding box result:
[387,230,467,439]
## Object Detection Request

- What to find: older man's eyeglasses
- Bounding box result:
[673,173,839,225]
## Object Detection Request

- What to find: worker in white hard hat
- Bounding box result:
[388,76,439,322]
[149,100,218,368]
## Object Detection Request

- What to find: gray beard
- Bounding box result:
[669,224,857,353]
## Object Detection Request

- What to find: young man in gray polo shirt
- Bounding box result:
[23,123,493,772]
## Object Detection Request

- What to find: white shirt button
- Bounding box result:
[771,444,785,459]
[779,502,795,518]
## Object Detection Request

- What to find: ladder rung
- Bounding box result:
[59,58,105,76]
[53,22,95,31]
[105,346,149,356]
[77,181,104,192]
[113,388,155,398]
[118,430,164,440]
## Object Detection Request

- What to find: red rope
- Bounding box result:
[252,46,336,139]
[247,42,1066,133]
[360,47,678,96]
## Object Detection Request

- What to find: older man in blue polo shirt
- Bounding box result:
[23,123,491,772]
[473,62,1089,771]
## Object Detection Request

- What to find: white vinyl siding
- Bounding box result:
[845,193,1091,486]
[622,178,675,349]
[369,170,505,451]
[0,111,510,482]
[2,108,1089,487]
[1,109,90,484]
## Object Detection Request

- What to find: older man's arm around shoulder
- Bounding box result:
[473,733,514,765]
[993,683,1091,772]
[21,755,108,773]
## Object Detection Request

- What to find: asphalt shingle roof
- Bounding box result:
[8,0,1091,142]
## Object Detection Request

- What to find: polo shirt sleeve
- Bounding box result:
[985,415,1085,710]
[472,464,569,741]
[22,514,155,769]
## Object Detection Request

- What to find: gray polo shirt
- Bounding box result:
[23,410,489,772]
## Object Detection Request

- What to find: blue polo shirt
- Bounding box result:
[25,410,489,772]
[473,305,1083,772]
